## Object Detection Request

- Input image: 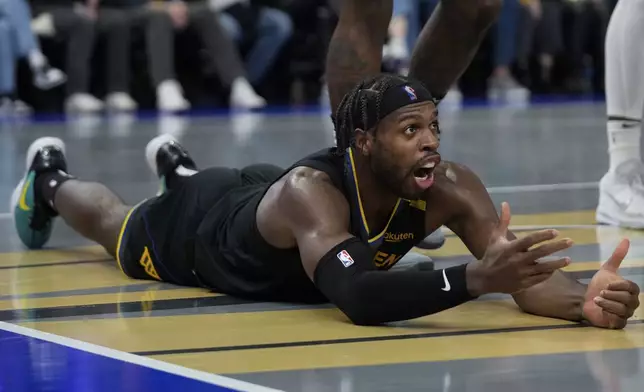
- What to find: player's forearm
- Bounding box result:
[511,270,586,322]
[343,265,478,324]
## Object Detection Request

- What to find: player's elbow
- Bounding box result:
[337,297,385,326]
[332,284,389,326]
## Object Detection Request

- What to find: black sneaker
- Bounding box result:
[144,135,198,195]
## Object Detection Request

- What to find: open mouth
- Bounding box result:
[413,161,436,181]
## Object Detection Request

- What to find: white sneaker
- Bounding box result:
[157,80,190,112]
[230,78,266,109]
[105,92,138,112]
[33,66,66,90]
[65,93,104,113]
[596,159,644,228]
[0,98,33,117]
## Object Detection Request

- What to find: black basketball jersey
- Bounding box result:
[193,147,429,302]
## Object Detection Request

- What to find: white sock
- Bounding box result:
[604,0,644,170]
[607,120,641,170]
[27,50,46,70]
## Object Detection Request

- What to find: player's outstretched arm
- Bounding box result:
[439,163,640,327]
[277,167,478,325]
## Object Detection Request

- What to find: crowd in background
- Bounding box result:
[0,0,619,116]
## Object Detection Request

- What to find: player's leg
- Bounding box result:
[324,0,392,112]
[408,0,502,99]
[596,0,644,228]
[11,137,130,256]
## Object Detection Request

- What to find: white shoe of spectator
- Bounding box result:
[0,98,33,117]
[33,66,66,91]
[230,78,266,110]
[157,80,190,113]
[105,92,138,112]
[65,93,104,113]
[13,100,33,116]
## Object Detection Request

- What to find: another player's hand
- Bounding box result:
[583,239,640,329]
[466,202,573,296]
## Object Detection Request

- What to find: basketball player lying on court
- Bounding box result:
[11,73,640,329]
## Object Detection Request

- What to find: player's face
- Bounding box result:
[369,102,441,199]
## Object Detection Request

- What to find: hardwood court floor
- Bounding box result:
[0,104,643,391]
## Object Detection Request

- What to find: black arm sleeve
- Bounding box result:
[313,237,477,325]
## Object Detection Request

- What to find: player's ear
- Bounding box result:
[354,128,372,156]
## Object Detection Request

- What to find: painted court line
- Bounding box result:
[486,181,598,194]
[0,321,283,392]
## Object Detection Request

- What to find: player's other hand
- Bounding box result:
[466,202,573,296]
[583,239,640,329]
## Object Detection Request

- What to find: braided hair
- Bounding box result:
[331,73,412,156]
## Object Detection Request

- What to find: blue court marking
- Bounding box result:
[0,321,282,392]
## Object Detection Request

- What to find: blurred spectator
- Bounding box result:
[560,0,609,94]
[100,0,265,111]
[212,0,293,86]
[384,0,528,103]
[31,0,136,113]
[487,0,530,102]
[0,0,65,116]
[517,0,564,92]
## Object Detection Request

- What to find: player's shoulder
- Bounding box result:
[427,160,486,206]
[433,160,480,186]
[275,166,350,222]
[284,166,335,186]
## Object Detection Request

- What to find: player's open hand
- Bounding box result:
[466,202,573,296]
[583,239,641,329]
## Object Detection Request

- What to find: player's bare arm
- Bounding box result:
[265,166,566,325]
[429,162,641,329]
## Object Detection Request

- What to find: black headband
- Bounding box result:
[351,80,434,131]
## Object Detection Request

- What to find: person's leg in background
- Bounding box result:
[0,14,18,115]
[4,0,65,91]
[533,0,564,92]
[596,0,644,228]
[97,8,137,112]
[407,0,502,101]
[382,0,419,74]
[131,5,190,112]
[37,7,104,113]
[486,0,530,102]
[242,6,293,86]
[188,3,265,109]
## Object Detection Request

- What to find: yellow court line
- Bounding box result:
[16,299,612,353]
[157,323,644,374]
[0,288,217,311]
[0,262,148,297]
[0,246,108,267]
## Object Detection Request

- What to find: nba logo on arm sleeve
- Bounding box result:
[337,250,355,267]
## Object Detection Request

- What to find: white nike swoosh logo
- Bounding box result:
[441,269,451,291]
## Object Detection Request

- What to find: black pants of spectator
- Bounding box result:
[33,7,130,96]
[517,1,563,63]
[106,4,245,89]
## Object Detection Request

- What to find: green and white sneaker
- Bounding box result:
[144,134,198,195]
[10,137,68,249]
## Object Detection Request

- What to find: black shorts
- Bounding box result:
[115,164,284,286]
